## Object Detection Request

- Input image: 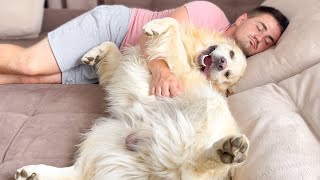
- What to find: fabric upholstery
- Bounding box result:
[233,0,320,93]
[0,85,105,179]
[1,0,319,179]
[228,0,320,179]
[229,64,320,179]
[0,0,45,39]
[47,0,264,23]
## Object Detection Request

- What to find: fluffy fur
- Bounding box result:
[15,18,249,180]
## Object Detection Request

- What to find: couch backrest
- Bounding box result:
[102,0,264,22]
[47,0,264,22]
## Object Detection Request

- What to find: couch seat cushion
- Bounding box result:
[0,84,105,180]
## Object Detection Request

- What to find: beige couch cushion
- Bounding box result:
[228,0,320,179]
[0,84,105,180]
[230,63,320,179]
[233,0,320,93]
[0,0,45,39]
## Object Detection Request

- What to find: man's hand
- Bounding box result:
[148,59,184,97]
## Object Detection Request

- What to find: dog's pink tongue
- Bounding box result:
[204,56,213,78]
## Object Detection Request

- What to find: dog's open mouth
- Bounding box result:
[200,55,214,79]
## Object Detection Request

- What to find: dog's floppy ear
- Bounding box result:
[226,88,235,97]
[212,83,230,97]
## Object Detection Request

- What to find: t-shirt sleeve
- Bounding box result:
[184,1,230,32]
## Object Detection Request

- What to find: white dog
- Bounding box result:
[15,18,248,180]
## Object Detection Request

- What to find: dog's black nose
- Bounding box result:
[215,57,227,71]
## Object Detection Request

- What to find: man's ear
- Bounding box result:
[235,13,248,26]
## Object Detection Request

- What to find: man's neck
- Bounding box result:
[224,24,236,39]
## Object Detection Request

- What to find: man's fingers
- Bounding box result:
[161,84,170,97]
[155,86,162,96]
[169,82,184,97]
[177,81,184,92]
[174,81,185,96]
[150,86,156,95]
[169,86,179,97]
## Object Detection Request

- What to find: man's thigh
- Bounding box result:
[26,37,61,75]
[46,5,131,84]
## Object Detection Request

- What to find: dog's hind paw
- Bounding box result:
[217,135,249,164]
[15,165,40,180]
[81,41,118,66]
[81,47,102,66]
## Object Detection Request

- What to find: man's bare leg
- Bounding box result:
[0,73,62,84]
[0,37,61,76]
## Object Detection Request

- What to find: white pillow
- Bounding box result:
[233,0,320,93]
[0,0,45,39]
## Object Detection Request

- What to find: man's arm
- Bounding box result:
[139,5,189,97]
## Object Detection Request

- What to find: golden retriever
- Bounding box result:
[15,18,248,180]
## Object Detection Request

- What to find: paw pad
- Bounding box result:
[15,169,37,180]
[81,55,100,66]
[217,136,249,164]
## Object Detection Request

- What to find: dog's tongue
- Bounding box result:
[204,56,213,78]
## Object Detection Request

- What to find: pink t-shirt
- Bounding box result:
[120,1,230,49]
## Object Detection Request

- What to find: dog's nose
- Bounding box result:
[215,57,227,71]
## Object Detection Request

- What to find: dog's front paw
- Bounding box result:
[142,17,178,36]
[15,165,42,180]
[217,135,249,164]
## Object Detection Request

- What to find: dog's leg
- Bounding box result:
[195,135,249,177]
[142,17,190,74]
[142,17,179,37]
[15,165,81,180]
[81,41,122,87]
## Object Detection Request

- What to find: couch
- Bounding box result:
[1,0,319,180]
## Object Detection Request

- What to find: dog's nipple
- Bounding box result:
[125,133,139,152]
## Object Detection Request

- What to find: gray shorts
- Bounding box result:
[48,5,131,84]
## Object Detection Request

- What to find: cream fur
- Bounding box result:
[15,18,249,180]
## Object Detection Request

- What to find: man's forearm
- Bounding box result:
[139,33,171,75]
[148,58,170,75]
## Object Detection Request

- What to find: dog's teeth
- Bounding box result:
[201,55,209,66]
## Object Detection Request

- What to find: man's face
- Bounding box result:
[233,13,282,56]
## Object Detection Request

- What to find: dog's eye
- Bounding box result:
[207,45,217,54]
[224,71,230,78]
[230,50,234,59]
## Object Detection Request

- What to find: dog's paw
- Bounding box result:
[81,47,103,66]
[142,17,178,36]
[81,41,119,66]
[217,135,249,164]
[15,165,41,180]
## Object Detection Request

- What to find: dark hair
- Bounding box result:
[248,6,289,34]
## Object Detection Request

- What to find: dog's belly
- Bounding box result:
[105,57,154,117]
[76,117,150,179]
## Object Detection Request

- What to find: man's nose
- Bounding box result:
[254,34,264,42]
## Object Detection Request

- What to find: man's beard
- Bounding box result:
[236,40,251,57]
